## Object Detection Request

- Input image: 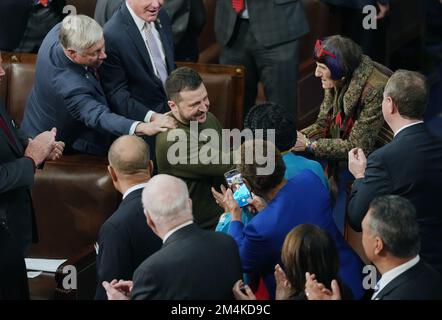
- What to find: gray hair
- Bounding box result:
[142,174,192,225]
[384,70,428,120]
[59,15,103,53]
[367,195,420,258]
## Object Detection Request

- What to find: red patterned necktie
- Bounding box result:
[231,0,245,13]
[38,0,49,7]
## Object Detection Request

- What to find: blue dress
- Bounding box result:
[215,152,328,233]
[227,170,365,300]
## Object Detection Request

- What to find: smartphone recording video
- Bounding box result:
[224,169,252,208]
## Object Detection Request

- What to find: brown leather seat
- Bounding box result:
[0,52,119,300]
[28,155,119,300]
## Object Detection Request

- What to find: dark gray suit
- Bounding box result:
[0,101,34,299]
[131,223,242,299]
[215,0,309,119]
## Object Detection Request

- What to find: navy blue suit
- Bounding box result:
[95,188,162,300]
[21,24,134,156]
[348,123,442,274]
[374,260,442,300]
[100,4,175,122]
[229,170,365,299]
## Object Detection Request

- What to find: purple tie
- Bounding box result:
[0,115,18,149]
[143,23,168,85]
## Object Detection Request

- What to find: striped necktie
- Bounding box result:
[143,23,168,85]
[232,0,245,13]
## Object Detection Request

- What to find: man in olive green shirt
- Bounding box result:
[156,67,233,229]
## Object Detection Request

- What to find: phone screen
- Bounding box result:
[224,169,243,191]
[224,169,251,207]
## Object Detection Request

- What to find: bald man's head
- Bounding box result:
[108,135,150,175]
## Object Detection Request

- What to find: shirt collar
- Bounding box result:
[162,220,193,243]
[126,1,153,32]
[372,255,420,299]
[394,121,424,137]
[122,183,146,200]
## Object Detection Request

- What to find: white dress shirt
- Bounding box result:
[122,182,147,200]
[162,220,193,244]
[126,1,166,123]
[394,121,424,137]
[240,0,250,19]
[371,255,420,299]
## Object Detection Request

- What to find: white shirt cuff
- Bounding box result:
[129,121,141,135]
[144,111,156,123]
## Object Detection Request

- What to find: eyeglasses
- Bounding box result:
[314,39,336,59]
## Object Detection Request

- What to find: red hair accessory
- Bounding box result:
[314,39,337,59]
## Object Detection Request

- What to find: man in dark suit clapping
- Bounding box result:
[306,196,442,300]
[102,174,242,300]
[0,52,64,299]
[347,70,442,275]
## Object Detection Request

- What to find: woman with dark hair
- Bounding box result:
[294,35,390,161]
[213,103,328,233]
[221,139,364,300]
[233,224,353,300]
[244,102,328,188]
[293,35,391,228]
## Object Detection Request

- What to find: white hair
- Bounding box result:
[59,15,103,53]
[142,175,192,225]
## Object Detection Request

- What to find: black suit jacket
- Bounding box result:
[0,0,32,51]
[0,0,65,51]
[374,260,442,300]
[95,188,162,300]
[131,223,242,299]
[100,3,175,122]
[348,123,442,273]
[0,101,34,299]
[0,101,36,254]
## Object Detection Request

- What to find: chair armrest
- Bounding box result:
[53,244,97,300]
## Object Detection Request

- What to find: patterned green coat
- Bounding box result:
[302,55,390,160]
